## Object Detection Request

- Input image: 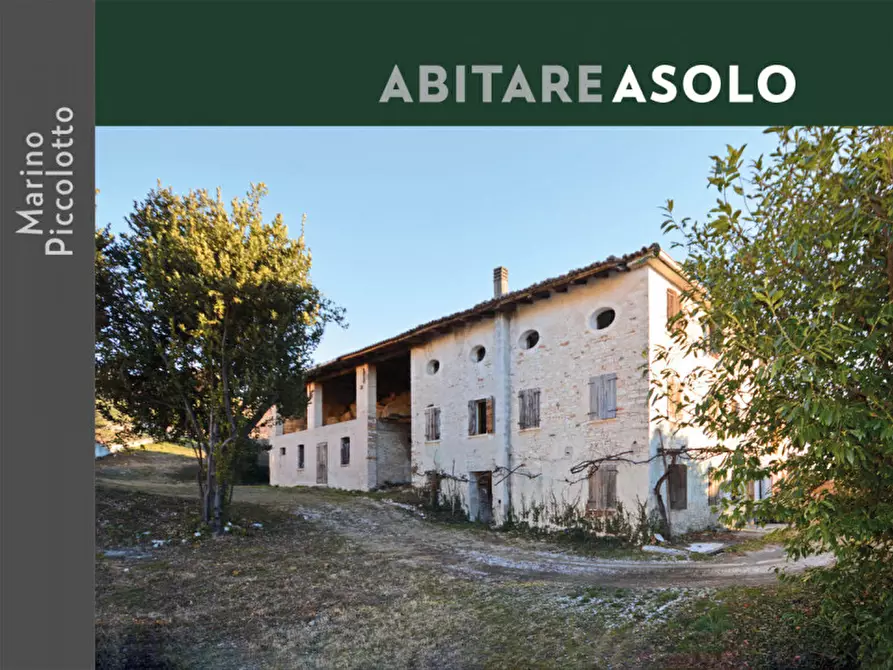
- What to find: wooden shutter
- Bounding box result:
[588,467,618,509]
[519,389,540,430]
[667,288,683,332]
[590,374,617,419]
[604,467,618,508]
[468,400,477,435]
[589,376,602,418]
[486,397,495,433]
[707,467,721,506]
[667,288,680,320]
[588,469,599,506]
[668,378,681,424]
[603,374,617,419]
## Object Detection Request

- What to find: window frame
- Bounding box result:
[297,444,305,470]
[468,397,494,436]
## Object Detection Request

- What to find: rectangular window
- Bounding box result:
[588,465,618,510]
[279,446,286,456]
[588,373,617,420]
[518,388,541,429]
[425,406,441,441]
[297,444,305,470]
[468,397,494,436]
[707,466,721,507]
[668,463,688,510]
[340,437,350,466]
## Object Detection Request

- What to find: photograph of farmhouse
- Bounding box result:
[264,244,755,535]
[94,126,893,669]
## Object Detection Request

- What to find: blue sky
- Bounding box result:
[96,127,774,363]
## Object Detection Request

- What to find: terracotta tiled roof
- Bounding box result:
[309,243,662,379]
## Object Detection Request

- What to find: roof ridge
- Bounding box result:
[310,242,663,377]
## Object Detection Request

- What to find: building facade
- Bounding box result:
[269,244,727,534]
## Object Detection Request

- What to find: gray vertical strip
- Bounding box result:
[1,1,95,668]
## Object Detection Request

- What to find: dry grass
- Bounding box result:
[95,485,632,669]
[96,447,840,669]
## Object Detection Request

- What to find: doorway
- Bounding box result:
[316,442,328,485]
[471,471,493,524]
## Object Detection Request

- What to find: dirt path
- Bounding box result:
[99,474,832,589]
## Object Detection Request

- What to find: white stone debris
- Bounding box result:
[685,542,726,555]
[642,545,688,557]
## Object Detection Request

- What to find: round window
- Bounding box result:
[470,345,486,362]
[591,307,616,331]
[519,329,540,350]
[426,359,440,375]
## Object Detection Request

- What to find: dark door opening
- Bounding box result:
[472,471,493,524]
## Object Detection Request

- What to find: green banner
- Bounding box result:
[97,1,893,125]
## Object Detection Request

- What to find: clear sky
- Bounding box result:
[96,127,775,363]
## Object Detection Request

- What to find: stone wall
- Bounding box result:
[411,268,654,525]
[509,268,652,523]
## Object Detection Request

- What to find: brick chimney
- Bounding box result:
[493,266,509,298]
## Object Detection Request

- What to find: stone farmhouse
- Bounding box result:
[268,243,746,534]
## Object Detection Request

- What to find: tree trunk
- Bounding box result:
[653,471,671,538]
[213,479,225,535]
[203,444,215,525]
